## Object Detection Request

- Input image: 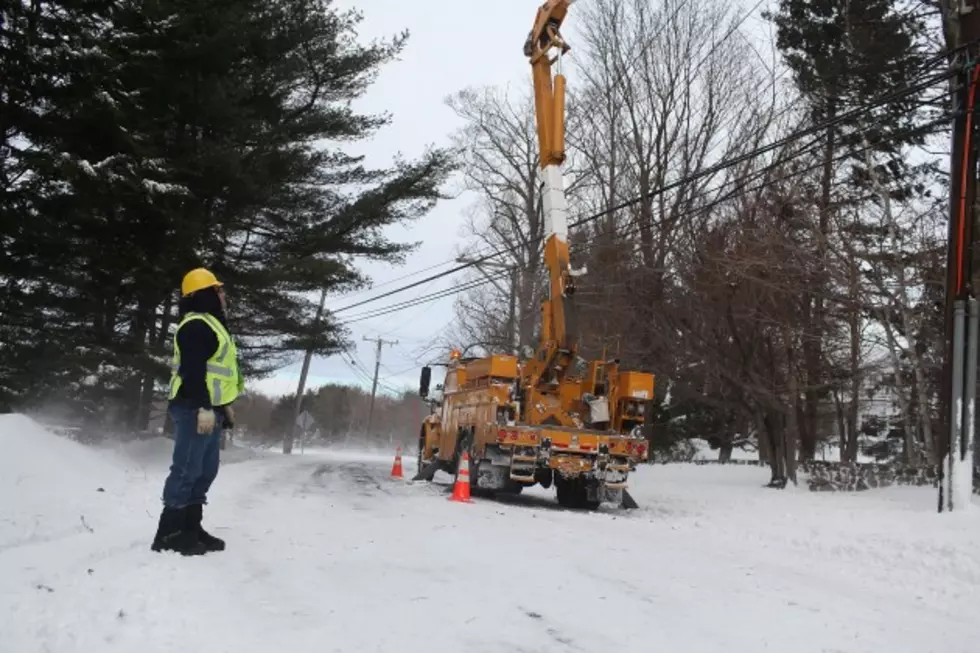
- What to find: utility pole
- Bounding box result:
[284,287,328,455]
[363,335,398,438]
[456,256,520,355]
[939,1,980,512]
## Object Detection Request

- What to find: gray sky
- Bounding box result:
[251,0,777,399]
[252,0,537,398]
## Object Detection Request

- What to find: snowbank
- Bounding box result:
[625,463,980,594]
[2,418,977,653]
[0,414,136,549]
[0,415,269,551]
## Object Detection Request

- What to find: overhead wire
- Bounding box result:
[339,61,962,326]
[333,110,954,325]
[338,347,374,385]
[581,68,956,221]
[339,277,498,325]
[327,0,742,316]
[370,276,447,339]
[317,25,969,371]
[327,58,960,320]
[331,258,460,302]
[319,21,974,346]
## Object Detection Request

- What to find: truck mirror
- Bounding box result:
[419,366,432,399]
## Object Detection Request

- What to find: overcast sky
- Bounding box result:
[250,0,539,398]
[251,0,776,399]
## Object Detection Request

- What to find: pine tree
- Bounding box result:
[0,0,123,413]
[0,0,455,425]
[766,0,931,187]
[764,0,932,460]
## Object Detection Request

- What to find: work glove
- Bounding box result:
[196,408,217,435]
[222,405,235,430]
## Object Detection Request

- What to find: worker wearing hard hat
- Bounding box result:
[151,267,244,556]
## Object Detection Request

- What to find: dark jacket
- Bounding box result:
[172,287,228,410]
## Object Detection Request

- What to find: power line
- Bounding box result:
[345,86,945,323]
[327,59,960,317]
[580,69,955,223]
[371,277,446,339]
[340,115,952,324]
[382,363,425,378]
[341,355,374,386]
[339,277,495,324]
[332,258,459,302]
[329,0,754,317]
[331,113,952,325]
[564,117,952,263]
[334,2,970,320]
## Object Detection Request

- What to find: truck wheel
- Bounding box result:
[535,468,554,489]
[499,479,524,495]
[555,476,577,508]
[555,476,599,510]
[581,478,601,511]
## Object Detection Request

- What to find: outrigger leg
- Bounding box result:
[413,459,441,482]
[621,489,639,510]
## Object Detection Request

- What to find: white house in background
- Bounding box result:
[857,368,904,426]
[813,354,904,462]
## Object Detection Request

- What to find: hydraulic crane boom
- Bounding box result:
[525,0,571,171]
[524,0,577,376]
[412,0,654,511]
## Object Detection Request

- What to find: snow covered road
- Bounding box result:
[2,416,977,653]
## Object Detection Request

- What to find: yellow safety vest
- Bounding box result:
[169,312,243,407]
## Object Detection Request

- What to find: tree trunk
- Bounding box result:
[136,373,155,430]
[844,257,861,463]
[845,387,861,463]
[800,113,837,461]
[833,390,847,461]
[759,409,788,487]
[880,315,918,464]
[784,343,801,486]
[719,439,733,463]
[756,408,772,464]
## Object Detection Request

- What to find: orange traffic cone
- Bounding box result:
[391,446,404,479]
[449,452,473,503]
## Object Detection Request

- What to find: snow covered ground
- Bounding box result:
[2,414,977,653]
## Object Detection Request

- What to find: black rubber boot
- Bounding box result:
[151,507,181,551]
[186,503,225,552]
[151,507,208,556]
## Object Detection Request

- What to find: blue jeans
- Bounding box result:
[162,403,222,508]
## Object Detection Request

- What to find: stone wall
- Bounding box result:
[802,460,980,494]
[685,457,980,494]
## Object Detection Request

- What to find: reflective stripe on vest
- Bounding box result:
[169,312,242,406]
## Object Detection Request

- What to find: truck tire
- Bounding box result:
[555,476,575,507]
[555,476,600,510]
[581,486,601,511]
[535,468,554,489]
[498,479,524,495]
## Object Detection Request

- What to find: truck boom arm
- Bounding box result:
[524,1,575,361]
[524,0,572,171]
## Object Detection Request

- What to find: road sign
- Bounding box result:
[296,410,315,431]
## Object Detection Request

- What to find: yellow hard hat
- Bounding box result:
[181,268,223,296]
